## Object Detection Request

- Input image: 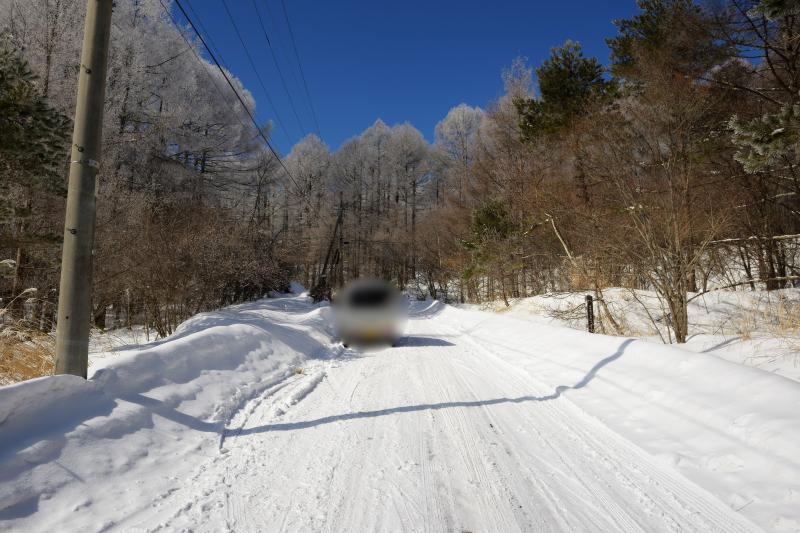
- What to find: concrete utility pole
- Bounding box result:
[54,0,114,378]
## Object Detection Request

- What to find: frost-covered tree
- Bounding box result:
[0,0,84,105]
[360,119,392,213]
[434,104,483,203]
[720,0,800,174]
[285,134,330,202]
[386,124,429,278]
[749,0,800,19]
[0,0,290,335]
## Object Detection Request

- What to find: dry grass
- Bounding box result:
[769,298,800,335]
[730,296,800,340]
[765,298,800,358]
[735,311,756,341]
[0,328,54,385]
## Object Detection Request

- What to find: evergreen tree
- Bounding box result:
[515,41,616,141]
[1,31,69,316]
[468,200,515,243]
[0,31,70,226]
[730,104,800,172]
[461,200,523,305]
[749,0,800,19]
[727,0,800,172]
[606,0,728,80]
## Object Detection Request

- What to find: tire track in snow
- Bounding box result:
[424,333,604,531]
[128,304,763,532]
[430,319,761,533]
[134,362,331,532]
[447,333,649,531]
[416,347,521,532]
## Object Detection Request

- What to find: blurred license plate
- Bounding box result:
[362,329,380,341]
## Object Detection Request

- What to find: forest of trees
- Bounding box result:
[2,0,800,351]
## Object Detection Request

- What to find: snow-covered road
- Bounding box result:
[2,294,798,532]
[142,305,760,533]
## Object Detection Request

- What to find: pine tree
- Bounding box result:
[728,0,800,172]
[515,41,616,141]
[1,32,70,316]
[749,0,800,20]
[606,0,729,80]
[0,32,70,218]
[462,200,523,306]
[730,104,800,172]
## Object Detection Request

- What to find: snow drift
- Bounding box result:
[0,293,330,530]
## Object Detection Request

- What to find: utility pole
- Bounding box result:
[54,0,114,378]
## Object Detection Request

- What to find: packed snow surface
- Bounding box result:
[1,291,799,532]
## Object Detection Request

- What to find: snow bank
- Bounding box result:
[467,288,800,381]
[0,375,103,451]
[0,294,330,529]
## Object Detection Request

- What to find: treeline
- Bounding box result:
[1,0,290,337]
[460,0,800,343]
[272,0,800,343]
[1,0,799,346]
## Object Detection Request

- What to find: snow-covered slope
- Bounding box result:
[1,293,798,531]
[468,288,800,382]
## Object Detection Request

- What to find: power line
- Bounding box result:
[219,0,297,144]
[183,0,224,64]
[278,0,322,136]
[183,0,292,146]
[158,0,255,146]
[260,0,304,111]
[160,0,311,205]
[250,0,309,137]
[170,0,303,193]
[178,0,289,152]
[182,0,288,144]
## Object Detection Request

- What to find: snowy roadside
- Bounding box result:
[463,288,800,382]
[87,326,153,368]
[0,290,334,530]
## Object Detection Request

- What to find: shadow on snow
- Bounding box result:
[395,335,456,347]
[230,339,635,436]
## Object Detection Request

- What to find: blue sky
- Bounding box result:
[182,0,640,154]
